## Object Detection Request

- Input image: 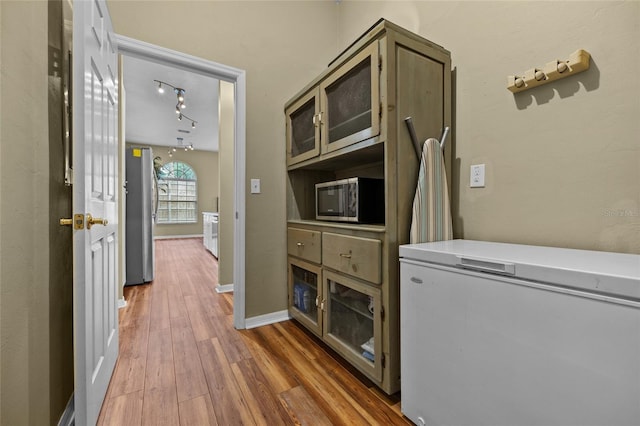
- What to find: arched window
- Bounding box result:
[156,161,197,224]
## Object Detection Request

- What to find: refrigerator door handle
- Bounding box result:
[456,256,516,276]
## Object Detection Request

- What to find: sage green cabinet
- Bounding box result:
[285,19,451,394]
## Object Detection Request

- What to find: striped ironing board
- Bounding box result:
[410,138,453,243]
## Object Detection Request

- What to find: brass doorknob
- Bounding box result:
[87,214,108,229]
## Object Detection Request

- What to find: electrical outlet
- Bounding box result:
[470,164,485,188]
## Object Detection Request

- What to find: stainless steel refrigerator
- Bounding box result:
[125,147,155,285]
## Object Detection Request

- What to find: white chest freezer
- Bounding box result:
[399,240,640,426]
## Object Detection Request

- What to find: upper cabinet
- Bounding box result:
[320,43,380,154]
[286,43,381,167]
[286,89,321,166]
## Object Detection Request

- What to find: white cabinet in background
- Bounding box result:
[202,212,218,258]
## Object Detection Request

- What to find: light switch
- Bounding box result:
[470,164,485,188]
[250,178,261,194]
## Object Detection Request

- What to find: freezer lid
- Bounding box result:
[400,240,640,300]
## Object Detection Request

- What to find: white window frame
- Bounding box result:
[156,162,198,224]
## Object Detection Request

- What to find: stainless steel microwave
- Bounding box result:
[315,177,384,223]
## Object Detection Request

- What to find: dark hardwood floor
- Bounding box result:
[97,238,410,425]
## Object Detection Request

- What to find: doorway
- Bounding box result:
[116,35,247,329]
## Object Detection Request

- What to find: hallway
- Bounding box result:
[97,238,408,425]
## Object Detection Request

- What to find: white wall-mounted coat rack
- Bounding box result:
[507,49,591,93]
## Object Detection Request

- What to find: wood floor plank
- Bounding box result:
[166,277,188,319]
[252,325,372,425]
[184,294,218,342]
[149,289,171,331]
[98,389,143,426]
[279,386,333,426]
[170,315,209,402]
[208,313,252,364]
[230,358,294,425]
[141,387,180,426]
[178,394,219,426]
[144,328,175,389]
[143,328,179,425]
[238,329,298,394]
[197,337,256,426]
[120,284,151,328]
[107,349,147,397]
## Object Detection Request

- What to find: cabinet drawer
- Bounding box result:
[322,232,381,284]
[288,227,321,264]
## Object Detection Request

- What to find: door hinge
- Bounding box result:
[381,353,386,368]
[379,55,383,72]
[380,305,385,321]
[379,103,383,119]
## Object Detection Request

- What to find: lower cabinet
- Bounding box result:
[288,257,323,336]
[287,225,387,389]
[323,269,383,382]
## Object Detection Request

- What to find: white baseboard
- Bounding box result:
[215,283,234,293]
[118,297,127,309]
[57,393,74,426]
[245,310,291,329]
[154,234,203,240]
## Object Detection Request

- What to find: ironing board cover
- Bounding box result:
[410,138,453,243]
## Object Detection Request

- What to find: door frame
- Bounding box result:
[115,35,247,329]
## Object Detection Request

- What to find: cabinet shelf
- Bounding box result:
[287,219,385,234]
[330,291,374,320]
[327,109,372,143]
[287,138,384,172]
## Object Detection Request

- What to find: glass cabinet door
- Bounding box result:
[323,269,382,382]
[286,89,321,166]
[320,42,380,154]
[288,257,323,336]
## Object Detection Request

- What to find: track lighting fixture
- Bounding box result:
[176,112,197,129]
[167,137,195,158]
[154,79,188,109]
[154,79,198,128]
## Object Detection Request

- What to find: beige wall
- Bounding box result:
[127,143,219,238]
[336,1,640,254]
[109,1,338,317]
[218,81,234,285]
[110,1,639,323]
[0,1,53,424]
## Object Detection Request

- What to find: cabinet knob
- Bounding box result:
[296,242,305,247]
[339,252,352,259]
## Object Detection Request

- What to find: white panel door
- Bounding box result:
[72,0,119,424]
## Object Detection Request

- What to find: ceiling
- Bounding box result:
[122,55,220,152]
